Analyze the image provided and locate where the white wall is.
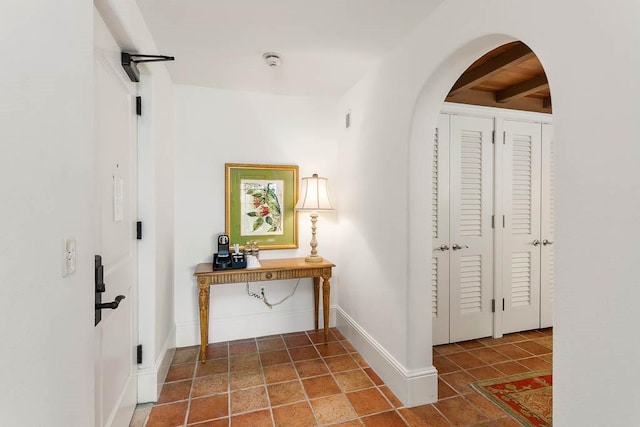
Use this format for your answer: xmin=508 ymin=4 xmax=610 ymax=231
xmin=174 ymin=85 xmax=339 ymax=346
xmin=337 ymin=0 xmax=640 ymax=421
xmin=0 ymin=1 xmax=95 ymax=425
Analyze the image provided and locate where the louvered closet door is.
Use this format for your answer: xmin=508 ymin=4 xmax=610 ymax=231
xmin=502 ymin=120 xmax=542 ymax=334
xmin=432 ymin=114 xmax=451 ymax=346
xmin=540 ymin=123 xmax=554 ymax=328
xmin=449 ymin=115 xmax=494 ymax=342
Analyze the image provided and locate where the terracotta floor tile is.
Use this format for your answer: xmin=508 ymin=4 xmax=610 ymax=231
xmin=230 ymin=386 xmax=268 ymax=414
xmin=467 ymin=365 xmax=503 ymax=381
xmin=263 ymin=362 xmax=298 ymax=384
xmin=302 ymin=374 xmax=341 ymax=399
xmin=515 ymin=341 xmax=552 ymax=356
xmin=202 ymin=344 xmax=229 ymax=361
xmin=157 ymin=379 xmax=192 ymax=404
xmin=172 ymin=348 xmax=199 ymax=365
xmin=379 ymin=385 xmax=403 ymax=408
xmin=361 ymin=410 xmax=408 ymax=426
xmin=434 ymin=395 xmax=488 ymax=425
xmin=469 ymin=347 xmax=510 ymax=365
xmin=147 ymin=401 xmax=188 ymax=426
xmin=324 ymin=354 xmax=359 ymax=373
xmin=518 ymin=329 xmax=546 ymax=339
xmin=272 ymin=401 xmax=317 ymax=427
xmin=492 ymin=360 xmax=530 ymax=376
xmin=457 ymin=339 xmax=486 ymax=350
xmin=267 ymin=380 xmax=306 ymax=406
xmin=433 ymin=343 xmax=464 ymax=355
xmin=334 ymin=370 xmax=374 ymax=392
xmin=433 ymin=355 xmax=462 ymax=374
xmin=166 ymin=364 xmax=195 ymax=382
xmin=229 ymin=354 xmax=261 ymax=372
xmin=342 ymin=340 xmax=357 ymax=353
xmin=316 ymin=341 xmax=348 ymax=357
xmin=192 ymin=374 xmax=228 ymax=398
xmin=187 ymin=394 xmax=228 ymax=424
xmin=310 ymin=394 xmax=358 ymax=425
xmin=492 ymin=343 xmax=534 ymax=359
xmin=439 ymin=370 xmax=478 ymax=395
xmin=534 ymin=336 xmax=553 ymax=350
xmin=259 ymin=349 xmax=291 ymax=367
xmin=308 ymin=329 xmax=338 ymax=344
xmin=517 ymin=356 xmax=552 ymax=371
xmin=364 ymin=368 xmax=384 ymax=386
xmin=187 ymin=418 xmax=228 ymax=427
xmin=230 ymin=409 xmax=273 ymax=427
xmin=228 ymin=340 xmax=258 ymax=357
xmin=257 ymin=337 xmax=286 ymax=353
xmin=446 ymin=351 xmax=486 ymax=370
xmin=352 ymin=354 xmax=370 ymax=368
xmin=329 ymin=421 xmax=363 ymax=427
xmin=540 ymin=353 xmax=553 ymax=363
xmin=331 ymin=328 xmax=346 ymax=340
xmin=284 ymin=334 xmax=312 ymax=348
xmin=196 ymin=358 xmax=228 ymax=377
xmin=437 ymin=378 xmax=457 ymax=399
xmin=295 ymin=358 xmax=329 ymax=378
xmin=399 ymin=404 xmax=450 ymax=427
xmin=230 ymin=368 xmax=264 ymax=391
xmin=346 ymin=387 xmax=392 ymax=417
xmin=289 ymin=345 xmax=320 ymax=361
xmin=464 ymin=392 xmax=508 ymax=419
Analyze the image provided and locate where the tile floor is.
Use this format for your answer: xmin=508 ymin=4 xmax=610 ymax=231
xmin=132 ymin=327 xmax=552 ymax=426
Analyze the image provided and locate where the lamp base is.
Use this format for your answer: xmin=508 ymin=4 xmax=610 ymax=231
xmin=305 ymin=254 xmax=324 ymax=263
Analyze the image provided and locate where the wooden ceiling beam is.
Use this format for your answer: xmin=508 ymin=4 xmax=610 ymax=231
xmin=448 ymin=43 xmax=536 ymax=96
xmin=496 ymin=74 xmax=549 ymax=103
xmin=543 ymin=97 xmax=552 ymax=109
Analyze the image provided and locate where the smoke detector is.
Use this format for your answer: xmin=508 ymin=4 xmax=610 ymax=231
xmin=263 ymin=52 xmax=281 ymax=68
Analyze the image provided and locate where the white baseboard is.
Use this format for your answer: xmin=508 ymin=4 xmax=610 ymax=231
xmin=137 ymin=326 xmax=176 ymax=403
xmin=335 ymin=307 xmax=437 ymax=407
xmin=175 ymin=307 xmax=337 ymax=347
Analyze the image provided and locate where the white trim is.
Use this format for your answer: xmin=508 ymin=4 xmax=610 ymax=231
xmin=175 ymin=307 xmax=337 ymax=347
xmin=442 ymin=102 xmax=553 ymax=124
xmin=335 ymin=307 xmax=437 ymax=407
xmin=137 ymin=326 xmax=176 ymax=403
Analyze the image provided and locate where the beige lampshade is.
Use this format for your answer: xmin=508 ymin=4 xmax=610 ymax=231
xmin=295 ymin=174 xmax=334 ymax=211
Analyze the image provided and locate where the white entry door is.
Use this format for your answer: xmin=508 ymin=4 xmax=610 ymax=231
xmin=501 ymin=120 xmax=542 ymax=334
xmin=94 ymin=47 xmax=138 ymax=426
xmin=540 ymin=123 xmax=555 ymax=328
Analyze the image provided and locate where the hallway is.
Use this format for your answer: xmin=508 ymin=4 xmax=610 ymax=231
xmin=132 ymin=328 xmax=552 ymax=426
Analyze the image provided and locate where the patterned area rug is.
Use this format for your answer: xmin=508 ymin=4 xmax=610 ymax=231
xmin=472 ymin=370 xmax=552 ymax=427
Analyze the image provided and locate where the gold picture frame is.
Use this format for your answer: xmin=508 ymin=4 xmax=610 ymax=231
xmin=225 ymin=163 xmax=299 ymax=249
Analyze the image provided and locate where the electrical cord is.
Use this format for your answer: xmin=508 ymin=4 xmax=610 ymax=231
xmin=245 ymin=279 xmax=302 ymax=309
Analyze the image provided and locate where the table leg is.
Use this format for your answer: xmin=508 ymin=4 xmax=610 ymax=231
xmin=198 ymin=283 xmax=210 ymax=363
xmin=313 ymin=277 xmax=320 ymax=330
xmin=322 ymin=276 xmax=330 ymax=343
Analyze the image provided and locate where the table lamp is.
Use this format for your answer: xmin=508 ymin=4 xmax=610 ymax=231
xmin=295 ymin=173 xmax=334 ymax=263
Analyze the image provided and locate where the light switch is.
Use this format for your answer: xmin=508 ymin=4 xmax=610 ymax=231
xmin=62 ymin=237 xmax=76 ymax=277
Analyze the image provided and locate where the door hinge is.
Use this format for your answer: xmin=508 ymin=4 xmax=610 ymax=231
xmin=503 ymin=131 xmax=506 ymax=144
xmin=503 ymin=215 xmax=506 ymax=228
xmin=492 ymin=215 xmax=495 ymax=228
xmin=491 ymin=299 xmax=495 ymax=313
xmin=503 ymin=298 xmax=505 ymax=311
xmin=136 ymin=221 xmax=142 ymax=240
xmin=137 ymin=344 xmax=142 ymax=364
xmin=136 ymin=96 xmax=142 ymax=116
xmin=492 ymin=130 xmax=495 ymax=144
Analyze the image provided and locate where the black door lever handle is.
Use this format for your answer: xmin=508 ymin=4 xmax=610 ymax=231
xmin=96 ymin=295 xmax=125 ymax=310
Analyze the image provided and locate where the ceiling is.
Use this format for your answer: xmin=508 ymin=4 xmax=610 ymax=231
xmin=445 ymin=41 xmax=551 ymax=114
xmin=135 ymin=0 xmax=443 ymax=97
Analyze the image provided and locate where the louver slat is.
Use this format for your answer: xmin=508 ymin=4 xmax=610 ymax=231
xmin=432 ymin=257 xmax=438 ymax=317
xmin=459 ymin=131 xmax=483 ymax=237
xmin=459 ymin=255 xmax=482 ymax=313
xmin=512 ymin=135 xmax=533 ymax=234
xmin=433 ymin=127 xmax=439 ymax=240
xmin=512 ymin=252 xmax=531 ymax=307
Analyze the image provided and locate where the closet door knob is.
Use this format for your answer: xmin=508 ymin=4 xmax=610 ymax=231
xmin=532 ymin=239 xmax=541 ymax=246
xmin=435 ymin=244 xmax=450 ymax=251
xmin=543 ymin=239 xmax=554 ymax=246
xmin=451 ymin=244 xmax=469 ymax=250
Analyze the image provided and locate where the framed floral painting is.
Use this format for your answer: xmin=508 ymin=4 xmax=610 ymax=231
xmin=225 ymin=163 xmax=299 ymax=249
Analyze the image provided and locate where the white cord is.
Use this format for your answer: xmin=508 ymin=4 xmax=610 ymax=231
xmin=246 ymin=279 xmax=302 ymax=309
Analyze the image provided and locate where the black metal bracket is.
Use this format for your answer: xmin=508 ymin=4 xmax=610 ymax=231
xmin=121 ymin=52 xmax=175 ymax=83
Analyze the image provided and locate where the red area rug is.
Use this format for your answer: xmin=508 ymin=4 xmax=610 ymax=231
xmin=472 ymin=370 xmax=552 ymax=427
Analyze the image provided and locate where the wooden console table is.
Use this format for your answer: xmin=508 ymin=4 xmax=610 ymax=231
xmin=194 ymin=258 xmax=335 ymax=363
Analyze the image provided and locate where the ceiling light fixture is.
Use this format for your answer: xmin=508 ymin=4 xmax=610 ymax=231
xmin=263 ymin=52 xmax=281 ymax=68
